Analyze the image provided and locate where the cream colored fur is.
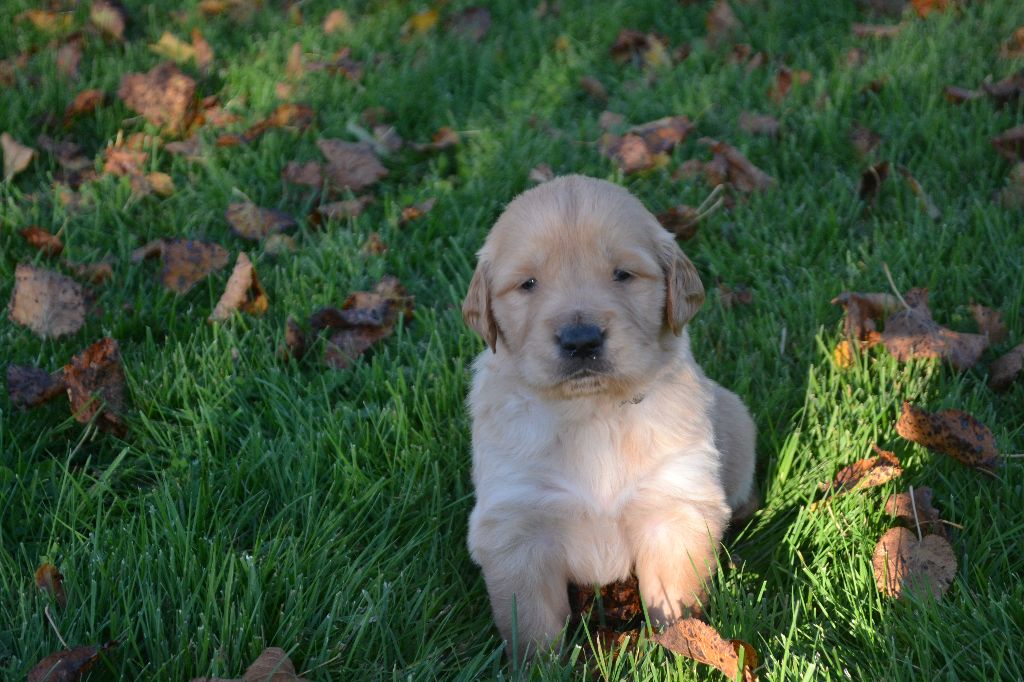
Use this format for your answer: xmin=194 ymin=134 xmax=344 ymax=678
xmin=462 ymin=175 xmax=757 ymax=657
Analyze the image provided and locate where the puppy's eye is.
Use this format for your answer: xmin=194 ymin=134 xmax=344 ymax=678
xmin=612 ymin=269 xmax=633 ymax=282
xmin=520 ymin=278 xmax=537 ymax=291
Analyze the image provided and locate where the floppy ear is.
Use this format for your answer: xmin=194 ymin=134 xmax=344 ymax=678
xmin=462 ymin=261 xmax=498 ymax=352
xmin=660 ymin=239 xmax=705 ymax=335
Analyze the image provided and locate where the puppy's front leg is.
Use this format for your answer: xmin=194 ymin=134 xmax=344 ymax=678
xmin=469 ymin=511 xmax=570 ymax=656
xmin=627 ymin=498 xmax=729 ymax=625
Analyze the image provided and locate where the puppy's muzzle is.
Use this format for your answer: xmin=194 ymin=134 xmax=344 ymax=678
xmin=556 ymin=323 xmax=605 ymax=361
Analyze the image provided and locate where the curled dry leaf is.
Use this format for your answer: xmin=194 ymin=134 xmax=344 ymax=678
xmin=8 ymin=264 xmax=86 ymax=338
xmin=698 ymin=137 xmax=775 ymax=193
xmin=569 ymin=575 xmax=643 ymax=629
xmin=90 ymin=0 xmax=127 ymax=41
xmin=706 ymin=0 xmax=741 ymax=48
xmin=2 ymin=132 xmax=36 ymax=181
xmin=62 ymin=89 xmax=105 ymax=126
xmin=20 ymin=226 xmax=63 ymax=257
xmin=225 ymin=202 xmax=297 ymax=241
xmin=881 ymin=288 xmax=988 ymax=371
xmin=27 ymin=641 xmax=118 ymax=682
xmin=311 ymin=196 xmax=374 ymax=225
xmin=872 ymin=527 xmax=956 ymax=600
xmin=818 ymin=444 xmax=902 ymax=495
xmin=311 ymin=276 xmax=414 ymax=369
xmin=64 ymin=337 xmax=127 ymax=435
xmin=447 ymin=6 xmax=491 ymax=43
xmin=738 ymin=112 xmax=780 ymax=136
xmin=118 ymin=63 xmax=196 ymax=135
xmin=35 ymin=562 xmax=67 ymax=608
xmin=209 ymin=252 xmax=268 ymax=322
xmin=410 ymin=127 xmax=460 ymax=153
xmin=317 ymin=139 xmax=388 ymax=192
xmin=970 ymin=304 xmax=1007 ymax=345
xmin=263 ymin=234 xmax=296 ymax=256
xmin=896 ymin=401 xmax=1001 ymax=472
xmin=131 ymin=239 xmax=230 ymax=294
xmin=992 ymin=124 xmax=1024 ymax=161
xmin=859 ymin=161 xmax=889 ymax=203
xmin=7 ymin=365 xmax=67 ymax=408
xmin=399 ymin=198 xmax=437 ymax=224
xmin=830 ymin=291 xmax=900 ymax=343
xmin=988 ymin=341 xmax=1024 ymax=391
xmin=103 ymin=145 xmax=147 ymax=177
xmin=656 ymin=205 xmax=701 ymax=241
xmin=609 ymin=29 xmax=667 ymax=68
xmin=654 ymin=618 xmax=758 ymax=682
xmin=885 ymin=486 xmax=946 ymax=537
xmin=897 ymin=166 xmax=941 ymax=220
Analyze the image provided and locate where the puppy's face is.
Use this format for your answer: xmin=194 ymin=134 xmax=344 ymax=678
xmin=463 ymin=175 xmax=704 ymax=398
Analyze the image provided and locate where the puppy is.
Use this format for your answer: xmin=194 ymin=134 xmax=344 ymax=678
xmin=462 ymin=175 xmax=757 ymax=656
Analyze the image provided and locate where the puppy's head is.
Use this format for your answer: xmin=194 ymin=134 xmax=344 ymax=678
xmin=463 ymin=175 xmax=704 ymax=398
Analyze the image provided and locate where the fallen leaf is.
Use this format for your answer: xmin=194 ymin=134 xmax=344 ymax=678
xmin=872 ymin=527 xmax=955 ymax=599
xmin=830 ymin=291 xmax=900 ymax=342
xmin=656 ymin=205 xmax=701 ymax=241
xmin=56 ymin=38 xmax=83 ymax=79
xmin=992 ymin=124 xmax=1024 ymax=161
xmin=654 ymin=618 xmax=757 ymax=682
xmin=698 ymin=137 xmax=775 ymax=193
xmin=528 ymin=163 xmax=555 ymax=184
xmin=150 ymin=31 xmax=195 ymax=63
xmin=90 ymin=0 xmax=127 ymax=40
xmin=263 ymin=234 xmax=296 ymax=256
xmin=769 ymin=66 xmax=812 ymax=103
xmin=65 ymin=260 xmax=113 ymax=285
xmin=911 ymin=0 xmax=949 ymax=18
xmin=579 ymin=75 xmax=608 ymax=102
xmin=8 ymin=265 xmax=86 ymax=338
xmin=402 ymin=8 xmax=439 ymax=38
xmin=118 ymin=62 xmax=197 ymax=134
xmin=225 ymin=202 xmax=297 ymax=241
xmin=628 ymin=116 xmax=693 ymax=154
xmin=137 ymin=171 xmax=175 ymax=197
xmin=371 ymin=125 xmax=403 ymax=154
xmin=447 ymin=7 xmax=491 ymax=43
xmin=716 ymin=282 xmax=754 ymax=308
xmin=988 ymin=341 xmax=1024 ymax=391
xmin=706 ymin=0 xmax=741 ymax=48
xmin=64 ymin=337 xmax=127 ymax=435
xmin=2 ymin=132 xmax=36 ymax=181
xmin=885 ymin=487 xmax=946 ymax=537
xmin=850 ymin=124 xmax=881 ymax=157
xmin=818 ymin=444 xmax=902 ymax=494
xmin=312 ymin=276 xmax=413 ymax=369
xmin=7 ymin=365 xmax=67 ymax=408
xmin=102 ymin=144 xmax=147 ymax=177
xmin=996 ymin=162 xmax=1024 ymax=209
xmin=278 ymin=316 xmax=308 ymax=361
xmin=970 ymin=304 xmax=1007 ymax=344
xmin=209 ymin=253 xmax=268 ymax=321
xmin=728 ymin=43 xmax=766 ymax=70
xmin=361 ymin=232 xmax=387 ymax=255
xmin=281 ymin=160 xmax=323 ymax=187
xmin=410 ymin=127 xmax=460 ymax=153
xmin=881 ymin=288 xmax=988 ymax=370
xmin=852 ymin=23 xmax=904 ymax=39
xmin=1000 ymin=26 xmax=1024 ymax=59
xmin=601 ymin=133 xmax=654 ymax=173
xmin=16 ymin=9 xmax=73 ymax=33
xmin=323 ymin=9 xmax=351 ymax=33
xmin=35 ymin=562 xmax=67 ymax=608
xmin=944 ymin=85 xmax=982 ymax=104
xmin=27 ymin=641 xmax=117 ymax=682
xmin=165 ymin=137 xmax=203 ymax=161
xmin=568 ymin=575 xmax=643 ymax=629
xmin=399 ymin=198 xmax=437 ymax=224
xmin=20 ymin=226 xmax=64 ymax=257
xmin=317 ymin=139 xmax=388 ymax=191
xmin=131 ymin=239 xmax=230 ymax=294
xmin=981 ymin=71 xmax=1024 ymax=108
xmin=897 ymin=166 xmax=941 ymax=220
xmin=738 ymin=112 xmax=780 ymax=136
xmin=895 ymin=401 xmax=1001 ymax=472
xmin=312 ymin=196 xmax=374 ymax=224
xmin=62 ymin=89 xmax=105 ymax=126
xmin=859 ymin=161 xmax=889 ymax=203
xmin=192 ymin=29 xmax=214 ymax=73
xmin=220 ymin=103 xmax=315 ymax=146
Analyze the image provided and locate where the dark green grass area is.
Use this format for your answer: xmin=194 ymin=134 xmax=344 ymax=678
xmin=2 ymin=1 xmax=1023 ymax=679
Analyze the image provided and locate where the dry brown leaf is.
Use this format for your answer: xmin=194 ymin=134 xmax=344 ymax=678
xmin=579 ymin=75 xmax=609 ymax=102
xmin=528 ymin=163 xmax=555 ymax=184
xmin=220 ymin=103 xmax=315 ymax=146
xmin=981 ymin=72 xmax=1024 ymax=108
xmin=103 ymin=145 xmax=147 ymax=177
xmin=655 ymin=618 xmax=757 ymax=682
xmin=738 ymin=112 xmax=780 ymax=136
xmin=90 ymin=0 xmax=127 ymax=41
xmin=131 ymin=238 xmax=230 ymax=294
xmin=716 ymin=282 xmax=753 ymax=308
xmin=62 ymin=89 xmax=105 ymax=127
xmin=992 ymin=124 xmax=1024 ymax=161
xmin=35 ymin=562 xmax=68 ymax=608
xmin=896 ymin=401 xmax=1001 ymax=472
xmin=20 ymin=226 xmax=64 ymax=257
xmin=881 ymin=289 xmax=988 ymax=371
xmin=897 ymin=166 xmax=941 ymax=220
xmin=769 ymin=66 xmax=811 ymax=103
xmin=279 ymin=316 xmax=307 ymax=360
xmin=240 ymin=647 xmax=308 ymax=681
xmin=872 ymin=527 xmax=955 ymax=599
xmin=192 ymin=29 xmax=214 ymax=73
xmin=996 ymin=162 xmax=1024 ymax=209
xmin=601 ymin=133 xmax=654 ymax=174
xmin=311 ymin=196 xmax=374 ymax=224
xmin=598 ymin=110 xmax=625 ymax=131
xmin=706 ymin=0 xmax=741 ymax=48
xmin=410 ymin=127 xmax=460 ymax=153
xmin=859 ymin=161 xmax=889 ymax=203
xmin=209 ymin=253 xmax=268 ymax=321
xmin=7 ymin=365 xmax=67 ymax=408
xmin=656 ymin=205 xmax=701 ymax=241
xmin=885 ymin=487 xmax=946 ymax=537
xmin=16 ymin=9 xmax=73 ymax=33
xmin=818 ymin=444 xmax=902 ymax=495
xmin=139 ymin=171 xmax=175 ymax=197
xmin=8 ymin=265 xmax=86 ymax=338
xmin=628 ymin=116 xmax=693 ymax=154
xmin=165 ymin=136 xmax=204 ymax=161
xmin=830 ymin=291 xmax=900 ymax=342
xmin=318 ymin=139 xmax=388 ymax=191
xmin=281 ymin=160 xmax=323 ymax=187
xmin=970 ymin=304 xmax=1007 ymax=344
xmin=312 ymin=276 xmax=414 ymax=369
xmin=56 ymin=38 xmax=83 ymax=79
xmin=323 ymin=9 xmax=351 ymax=34
xmin=447 ymin=6 xmax=491 ymax=43
xmin=2 ymin=132 xmax=36 ymax=182
xmin=698 ymin=137 xmax=775 ymax=193
xmin=64 ymin=337 xmax=127 ymax=435
xmin=225 ymin=202 xmax=297 ymax=241
xmin=360 ymin=232 xmax=387 ymax=255
xmin=65 ymin=260 xmax=113 ymax=285
xmin=852 ymin=23 xmax=904 ymax=39
xmin=27 ymin=641 xmax=117 ymax=682
xmin=911 ymin=0 xmax=949 ymax=17
xmin=399 ymin=198 xmax=437 ymax=224
xmin=988 ymin=341 xmax=1024 ymax=391
xmin=568 ymin=575 xmax=643 ymax=629
xmin=118 ymin=62 xmax=196 ymax=134
xmin=850 ymin=124 xmax=881 ymax=157
xmin=1000 ymin=27 xmax=1024 ymax=59
xmin=263 ymin=234 xmax=296 ymax=256
xmin=944 ymin=85 xmax=982 ymax=104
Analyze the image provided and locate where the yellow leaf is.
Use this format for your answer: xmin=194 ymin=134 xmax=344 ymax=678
xmin=149 ymin=32 xmax=195 ymax=63
xmin=403 ymin=9 xmax=438 ymax=36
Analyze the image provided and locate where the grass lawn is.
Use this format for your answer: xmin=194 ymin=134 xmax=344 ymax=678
xmin=3 ymin=0 xmax=1024 ymax=679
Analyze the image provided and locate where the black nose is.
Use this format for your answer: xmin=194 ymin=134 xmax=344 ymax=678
xmin=557 ymin=323 xmax=605 ymax=359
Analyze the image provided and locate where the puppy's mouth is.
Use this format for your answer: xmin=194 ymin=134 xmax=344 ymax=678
xmin=555 ymin=361 xmax=615 ymax=394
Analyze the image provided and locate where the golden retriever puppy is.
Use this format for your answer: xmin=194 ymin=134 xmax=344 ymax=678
xmin=462 ymin=175 xmax=757 ymax=657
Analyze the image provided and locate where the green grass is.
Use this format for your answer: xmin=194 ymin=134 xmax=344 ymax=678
xmin=2 ymin=1 xmax=1023 ymax=679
